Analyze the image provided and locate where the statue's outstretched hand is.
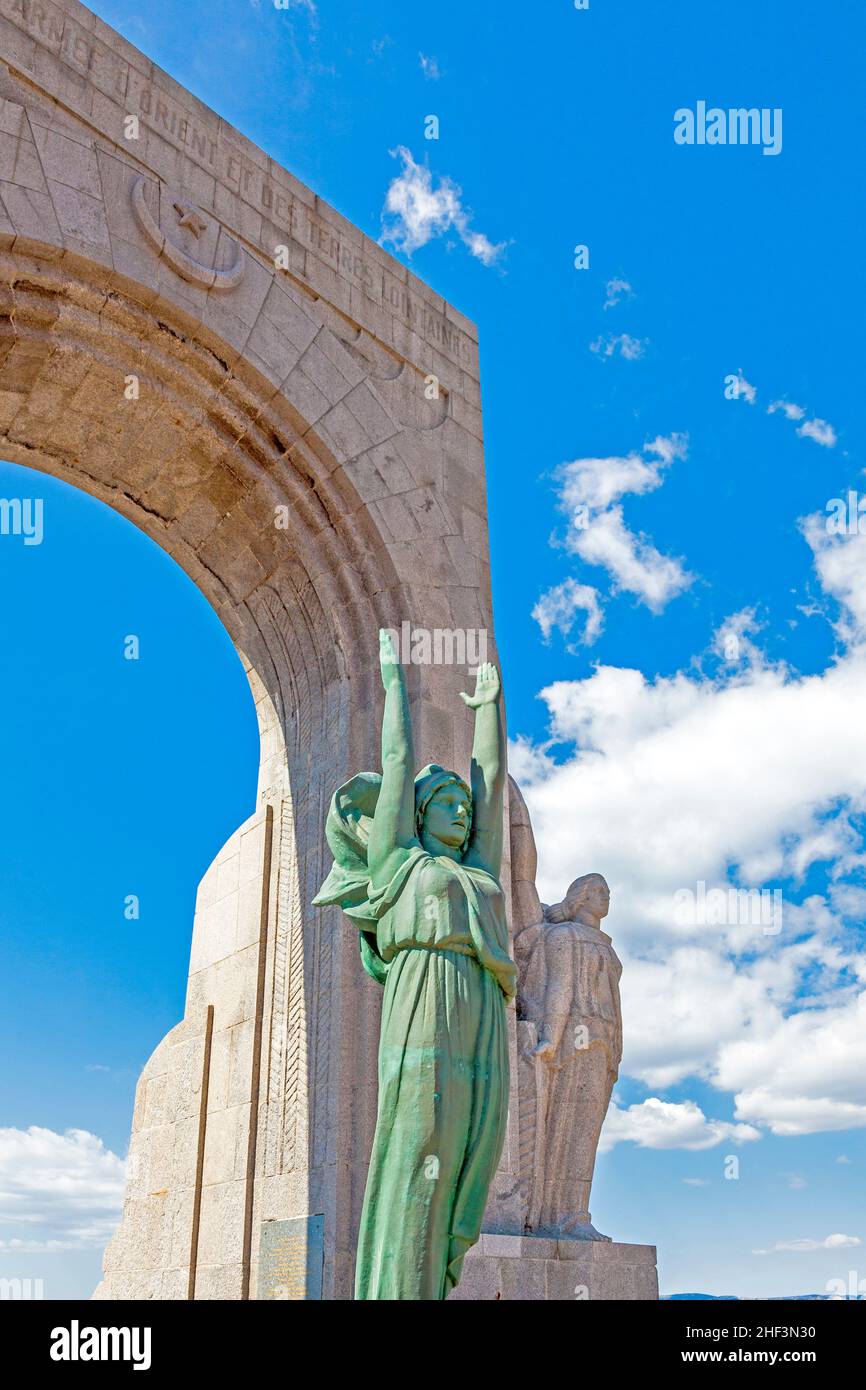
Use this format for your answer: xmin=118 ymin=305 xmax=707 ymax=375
xmin=459 ymin=661 xmax=501 ymax=709
xmin=379 ymin=627 xmax=404 ymax=690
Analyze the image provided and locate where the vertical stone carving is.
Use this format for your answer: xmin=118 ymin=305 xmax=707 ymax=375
xmin=279 ymin=802 xmax=308 ymax=1176
xmin=508 ymin=778 xmax=623 ymax=1241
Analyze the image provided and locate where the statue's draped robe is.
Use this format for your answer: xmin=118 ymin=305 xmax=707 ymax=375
xmin=314 ymin=773 xmax=516 ymax=1300
xmin=515 ymin=920 xmax=622 ymax=1236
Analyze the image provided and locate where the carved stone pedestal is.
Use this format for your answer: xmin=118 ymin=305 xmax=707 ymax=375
xmin=449 ymin=1234 xmax=659 ymax=1301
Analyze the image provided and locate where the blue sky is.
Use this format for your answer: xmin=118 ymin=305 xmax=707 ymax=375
xmin=1 ymin=0 xmax=865 ymax=1299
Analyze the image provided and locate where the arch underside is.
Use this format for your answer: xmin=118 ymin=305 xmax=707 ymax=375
xmin=0 ymin=0 xmax=513 ymax=1299
xmin=0 ymin=241 xmax=397 ymax=749
xmin=0 ymin=233 xmax=510 ymax=1298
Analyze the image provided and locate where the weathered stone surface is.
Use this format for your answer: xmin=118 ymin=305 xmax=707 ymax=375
xmin=449 ymin=1236 xmax=659 ymax=1301
xmin=0 ymin=0 xmax=512 ymax=1302
xmin=479 ymin=780 xmax=659 ymax=1298
xmin=515 ymin=879 xmax=623 ymax=1241
xmin=506 ymin=778 xmax=626 ymax=1242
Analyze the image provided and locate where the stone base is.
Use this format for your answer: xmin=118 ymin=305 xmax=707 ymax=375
xmin=449 ymin=1235 xmax=658 ymax=1301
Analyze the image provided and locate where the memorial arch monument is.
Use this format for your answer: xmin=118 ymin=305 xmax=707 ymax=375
xmin=0 ymin=0 xmax=510 ymax=1300
xmin=0 ymin=0 xmax=656 ymax=1299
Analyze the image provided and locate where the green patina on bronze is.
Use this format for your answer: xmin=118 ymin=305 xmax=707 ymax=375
xmin=313 ymin=632 xmax=516 ymax=1299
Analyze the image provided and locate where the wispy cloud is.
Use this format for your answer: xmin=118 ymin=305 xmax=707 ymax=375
xmin=381 ymin=146 xmax=506 ymax=265
xmin=533 ymin=435 xmax=690 ymax=647
xmin=0 ymin=1127 xmax=126 ymax=1251
xmin=600 ymin=1098 xmax=760 ymax=1153
xmin=573 ymin=509 xmax=689 ymax=609
xmin=419 ymin=52 xmax=442 ymax=80
xmin=798 ymin=416 xmax=837 ymax=448
xmin=591 ymin=332 xmax=647 ymax=361
xmin=768 ymin=399 xmax=805 ymax=422
xmin=782 ymin=1172 xmax=808 ymax=1190
xmin=713 ymin=607 xmax=765 ymax=668
xmin=554 ymin=433 xmax=690 ymax=613
xmin=604 ymin=276 xmax=634 ymax=310
xmin=533 ymin=578 xmax=604 ymax=648
xmin=729 ymin=369 xmax=757 ymax=404
xmin=754 ymin=1234 xmax=861 ymax=1255
xmin=769 ymin=398 xmax=837 ymax=448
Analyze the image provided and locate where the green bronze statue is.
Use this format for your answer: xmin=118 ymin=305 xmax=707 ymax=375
xmin=313 ymin=630 xmax=516 ymax=1299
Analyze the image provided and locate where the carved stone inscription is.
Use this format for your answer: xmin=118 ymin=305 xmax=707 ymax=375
xmin=257 ymin=1216 xmax=324 ymax=1301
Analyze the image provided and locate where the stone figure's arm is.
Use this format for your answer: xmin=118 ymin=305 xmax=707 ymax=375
xmin=508 ymin=774 xmax=544 ymax=932
xmin=368 ymin=630 xmax=417 ymax=885
xmin=533 ymin=927 xmax=573 ymax=1061
xmin=461 ymin=662 xmax=505 ymax=877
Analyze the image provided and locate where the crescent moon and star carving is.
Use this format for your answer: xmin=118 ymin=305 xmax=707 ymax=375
xmin=131 ymin=175 xmax=245 ymax=291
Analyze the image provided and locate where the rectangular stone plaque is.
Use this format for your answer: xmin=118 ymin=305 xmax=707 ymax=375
xmin=257 ymin=1216 xmax=324 ymax=1300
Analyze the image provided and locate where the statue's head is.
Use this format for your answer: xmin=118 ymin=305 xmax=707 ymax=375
xmin=415 ymin=764 xmax=472 ymax=854
xmin=545 ymin=872 xmax=610 ymax=925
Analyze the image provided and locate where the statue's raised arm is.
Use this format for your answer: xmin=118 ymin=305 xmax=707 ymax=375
xmin=460 ymin=662 xmax=506 ymax=877
xmin=367 ymin=628 xmax=418 ymax=887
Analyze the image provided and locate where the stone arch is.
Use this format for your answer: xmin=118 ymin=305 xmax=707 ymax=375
xmin=0 ymin=238 xmax=413 ymax=1299
xmin=0 ymin=0 xmax=514 ymax=1299
xmin=0 ymin=240 xmax=400 ymax=737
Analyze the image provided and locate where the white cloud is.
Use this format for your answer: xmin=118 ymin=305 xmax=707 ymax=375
xmin=734 ymin=371 xmax=757 ymax=404
xmin=803 ymin=514 xmax=866 ymax=642
xmin=798 ymin=417 xmax=837 ymax=448
xmin=545 ymin=434 xmax=691 ymax=615
xmin=769 ymin=399 xmax=806 ymax=422
xmin=769 ymin=398 xmax=837 ymax=448
xmin=717 ymin=992 xmax=866 ymax=1136
xmin=572 ymin=508 xmax=692 ymax=612
xmin=532 ymin=578 xmax=604 ymax=647
xmin=755 ymin=1234 xmax=861 ymax=1254
xmin=556 ymin=434 xmax=687 ymax=515
xmin=604 ymin=277 xmax=634 ymax=310
xmin=621 ymin=948 xmax=775 ymax=1089
xmin=644 ymin=433 xmax=688 ymax=468
xmin=514 ymin=517 xmax=866 ymax=1136
xmin=0 ymin=1127 xmax=126 ymax=1250
xmin=683 ymin=1177 xmax=710 ymax=1186
xmin=419 ymin=52 xmax=442 ymax=80
xmin=0 ymin=1237 xmax=93 ymax=1252
xmin=599 ymin=1098 xmax=760 ymax=1153
xmin=782 ymin=1172 xmax=808 ymax=1189
xmin=462 ymin=228 xmax=504 ymax=266
xmin=591 ymin=332 xmax=647 ymax=361
xmin=381 ymin=147 xmax=505 ymax=265
xmin=713 ymin=607 xmax=764 ymax=667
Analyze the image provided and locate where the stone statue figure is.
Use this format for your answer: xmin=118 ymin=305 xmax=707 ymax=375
xmin=313 ymin=633 xmax=516 ymax=1300
xmin=509 ymin=780 xmax=622 ymax=1241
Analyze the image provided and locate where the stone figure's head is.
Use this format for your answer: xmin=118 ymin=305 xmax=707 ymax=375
xmin=415 ymin=764 xmax=472 ymax=854
xmin=545 ymin=872 xmax=610 ymax=926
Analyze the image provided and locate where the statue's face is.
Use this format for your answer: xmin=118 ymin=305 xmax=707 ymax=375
xmin=557 ymin=879 xmax=610 ymax=923
xmin=589 ymin=882 xmax=610 ymax=918
xmin=422 ymin=785 xmax=471 ymax=849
